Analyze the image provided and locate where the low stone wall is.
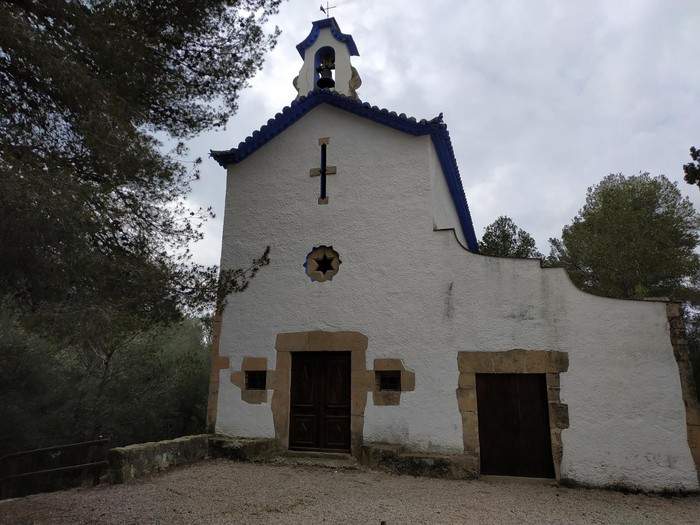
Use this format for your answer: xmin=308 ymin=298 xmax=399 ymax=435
xmin=108 ymin=435 xmax=210 ymax=484
xmin=108 ymin=435 xmax=281 ymax=484
xmin=107 ymin=434 xmax=696 ymax=490
xmin=108 ymin=434 xmax=476 ymax=484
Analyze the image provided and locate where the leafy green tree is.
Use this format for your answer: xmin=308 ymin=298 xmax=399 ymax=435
xmin=548 ymin=173 xmax=700 ymax=300
xmin=0 ymin=2 xmax=283 ymax=453
xmin=89 ymin=319 xmax=211 ymax=444
xmin=479 ymin=216 xmax=543 ymax=258
xmin=0 ymin=302 xmax=213 ymax=454
xmin=684 ymin=146 xmax=700 ymax=188
xmin=0 ymin=304 xmax=78 ymax=454
xmin=0 ymin=0 xmax=279 ymax=325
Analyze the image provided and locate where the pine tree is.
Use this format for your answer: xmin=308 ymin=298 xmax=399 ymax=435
xmin=0 ymin=1 xmax=279 ymax=324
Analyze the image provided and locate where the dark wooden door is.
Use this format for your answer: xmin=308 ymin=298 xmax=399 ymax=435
xmin=476 ymin=373 xmax=555 ymax=478
xmin=289 ymin=352 xmax=351 ymax=452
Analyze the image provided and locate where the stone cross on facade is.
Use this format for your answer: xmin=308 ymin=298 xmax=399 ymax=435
xmin=309 ymin=137 xmax=336 ymax=204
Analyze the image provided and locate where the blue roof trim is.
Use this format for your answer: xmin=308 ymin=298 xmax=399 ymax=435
xmin=295 ymin=17 xmax=359 ymax=58
xmin=210 ymin=90 xmax=479 ymax=253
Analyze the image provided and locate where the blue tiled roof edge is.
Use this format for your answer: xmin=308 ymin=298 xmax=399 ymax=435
xmin=210 ymin=90 xmax=479 ymax=252
xmin=295 ymin=17 xmax=360 ymax=58
xmin=429 ymin=128 xmax=480 ymax=252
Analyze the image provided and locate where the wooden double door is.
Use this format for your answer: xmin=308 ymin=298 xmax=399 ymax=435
xmin=289 ymin=352 xmax=351 ymax=452
xmin=476 ymin=373 xmax=555 ymax=478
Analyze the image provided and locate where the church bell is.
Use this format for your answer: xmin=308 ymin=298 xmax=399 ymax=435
xmin=316 ymin=51 xmax=336 ymax=89
xmin=317 ymin=66 xmax=335 ymax=89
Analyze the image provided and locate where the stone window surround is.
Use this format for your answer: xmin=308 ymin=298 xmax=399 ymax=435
xmin=373 ymin=358 xmax=415 ymax=406
xmin=227 ymin=331 xmax=415 ymax=457
xmin=456 ymin=349 xmax=570 ymax=481
xmin=231 ymin=357 xmax=269 ymax=404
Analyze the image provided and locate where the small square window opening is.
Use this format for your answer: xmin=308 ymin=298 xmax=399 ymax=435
xmin=376 ymin=370 xmax=401 ymax=391
xmin=245 ymin=370 xmax=267 ymax=390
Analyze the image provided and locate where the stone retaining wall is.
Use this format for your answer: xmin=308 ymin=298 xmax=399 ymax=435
xmin=108 ymin=435 xmax=281 ymax=484
xmin=108 ymin=435 xmax=210 ymax=484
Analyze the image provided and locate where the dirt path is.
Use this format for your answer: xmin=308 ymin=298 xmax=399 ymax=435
xmin=1 ymin=459 xmax=698 ymax=524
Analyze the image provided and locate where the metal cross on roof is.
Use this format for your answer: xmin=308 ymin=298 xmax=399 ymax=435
xmin=320 ymin=1 xmax=336 ymax=18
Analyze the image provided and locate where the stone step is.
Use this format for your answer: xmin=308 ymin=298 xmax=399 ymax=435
xmin=282 ymin=450 xmax=353 ymax=461
xmin=271 ymin=451 xmax=360 ymax=470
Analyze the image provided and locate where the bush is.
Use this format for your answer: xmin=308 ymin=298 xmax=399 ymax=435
xmin=0 ymin=307 xmax=210 ymax=455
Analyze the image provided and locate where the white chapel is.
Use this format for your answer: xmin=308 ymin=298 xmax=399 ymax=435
xmin=208 ymin=18 xmax=700 ymax=491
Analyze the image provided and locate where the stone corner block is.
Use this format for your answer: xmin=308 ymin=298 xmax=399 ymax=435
xmin=549 ymin=402 xmax=569 ymax=429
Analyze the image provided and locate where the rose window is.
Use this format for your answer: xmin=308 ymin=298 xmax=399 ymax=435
xmin=304 ymin=245 xmax=341 ymax=282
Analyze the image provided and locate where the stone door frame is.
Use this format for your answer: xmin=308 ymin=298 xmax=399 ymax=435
xmin=456 ymin=350 xmax=570 ymax=480
xmin=272 ymin=331 xmax=372 ymax=457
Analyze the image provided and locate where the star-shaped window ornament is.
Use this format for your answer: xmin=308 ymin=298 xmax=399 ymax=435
xmin=304 ymin=245 xmax=341 ymax=282
xmin=314 ymin=253 xmax=334 ymax=274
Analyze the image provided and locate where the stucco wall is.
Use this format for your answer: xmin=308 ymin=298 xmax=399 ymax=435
xmin=215 ymin=104 xmax=698 ymax=491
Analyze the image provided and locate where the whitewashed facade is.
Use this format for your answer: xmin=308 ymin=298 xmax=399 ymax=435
xmin=209 ymin=18 xmax=700 ymax=491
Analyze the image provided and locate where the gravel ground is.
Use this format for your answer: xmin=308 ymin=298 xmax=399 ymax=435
xmin=1 ymin=459 xmax=699 ymax=525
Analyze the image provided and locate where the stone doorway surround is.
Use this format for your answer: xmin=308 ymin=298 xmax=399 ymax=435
xmin=268 ymin=331 xmax=414 ymax=457
xmin=270 ymin=332 xmax=369 ymax=456
xmin=223 ymin=331 xmax=416 ymax=457
xmin=456 ymin=350 xmax=570 ymax=480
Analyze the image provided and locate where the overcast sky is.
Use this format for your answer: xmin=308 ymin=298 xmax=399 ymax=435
xmin=182 ymin=0 xmax=700 ymax=266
